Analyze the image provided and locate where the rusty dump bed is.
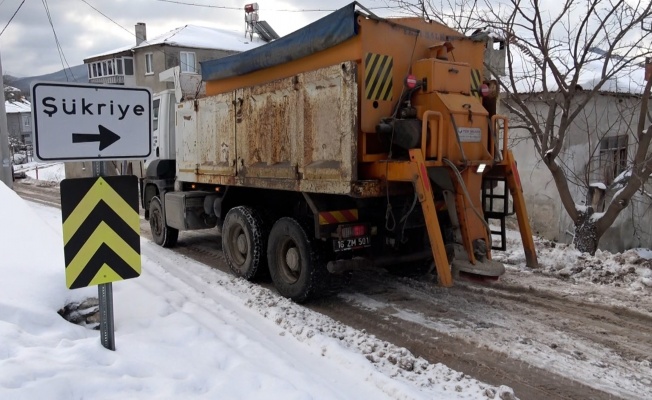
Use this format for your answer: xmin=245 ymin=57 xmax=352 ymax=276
xmin=176 ymin=62 xmax=364 ymax=195
xmin=178 ymin=2 xmax=487 ymax=197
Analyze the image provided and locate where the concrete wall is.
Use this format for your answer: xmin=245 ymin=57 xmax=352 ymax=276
xmin=507 ymin=92 xmax=652 ymax=252
xmin=134 ymin=45 xmax=237 ymax=93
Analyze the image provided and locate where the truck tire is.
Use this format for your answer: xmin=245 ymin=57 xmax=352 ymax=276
xmin=267 ymin=217 xmax=326 ymax=303
xmin=149 ymin=196 xmax=178 ymax=248
xmin=222 ymin=206 xmax=266 ymax=280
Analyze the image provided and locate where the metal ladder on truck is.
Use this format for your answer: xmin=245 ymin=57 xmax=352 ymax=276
xmin=482 ymin=116 xmax=538 ymax=267
xmin=410 ymin=115 xmax=538 ymax=285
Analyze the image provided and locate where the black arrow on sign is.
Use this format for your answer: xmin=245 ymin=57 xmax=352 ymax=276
xmin=72 ymin=125 xmax=121 ymax=151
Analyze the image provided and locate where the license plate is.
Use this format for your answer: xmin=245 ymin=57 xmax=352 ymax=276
xmin=333 ymin=236 xmax=371 ymax=252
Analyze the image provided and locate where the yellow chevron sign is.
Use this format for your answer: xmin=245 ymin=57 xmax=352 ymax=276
xmin=60 ymin=176 xmax=141 ymax=289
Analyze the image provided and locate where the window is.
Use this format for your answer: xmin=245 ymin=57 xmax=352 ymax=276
xmin=88 ymin=57 xmax=134 ymax=78
xmin=124 ymin=58 xmax=134 ymax=75
xmin=21 ymin=114 xmax=30 ymax=131
xmin=145 ymin=53 xmax=154 ymax=75
xmin=180 ymin=51 xmax=196 ymax=73
xmin=599 ymin=135 xmax=628 ymax=182
xmin=153 ymin=98 xmax=160 ymax=131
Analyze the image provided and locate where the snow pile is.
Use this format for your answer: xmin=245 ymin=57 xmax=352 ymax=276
xmin=4 ymin=98 xmax=31 ymax=113
xmin=90 ymin=24 xmax=265 ymax=60
xmin=493 ymin=235 xmax=652 ymax=291
xmin=232 ymin=280 xmax=516 ymax=399
xmin=134 ymin=24 xmax=266 ymax=52
xmin=14 ymin=162 xmax=65 ymax=185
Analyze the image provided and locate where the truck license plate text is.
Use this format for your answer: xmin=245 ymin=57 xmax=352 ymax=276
xmin=334 ymin=236 xmax=371 ymax=252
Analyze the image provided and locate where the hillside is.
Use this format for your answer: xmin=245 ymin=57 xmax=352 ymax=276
xmin=5 ymin=65 xmax=88 ymax=94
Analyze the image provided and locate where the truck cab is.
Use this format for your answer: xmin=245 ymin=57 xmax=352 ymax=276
xmin=140 ymin=89 xmax=177 ymax=221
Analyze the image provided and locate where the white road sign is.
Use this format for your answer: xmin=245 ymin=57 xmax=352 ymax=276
xmin=31 ymin=82 xmax=152 ymax=161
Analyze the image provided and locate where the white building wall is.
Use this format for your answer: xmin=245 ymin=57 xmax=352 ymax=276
xmin=507 ymin=92 xmax=652 ymax=252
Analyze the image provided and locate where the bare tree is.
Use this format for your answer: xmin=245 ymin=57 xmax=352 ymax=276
xmin=392 ymin=0 xmax=652 ymax=254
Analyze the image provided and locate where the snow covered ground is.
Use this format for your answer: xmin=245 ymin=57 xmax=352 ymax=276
xmin=4 ymin=163 xmax=652 ymax=399
xmin=14 ymin=161 xmax=65 ymax=183
xmin=0 ymin=177 xmax=515 ymax=399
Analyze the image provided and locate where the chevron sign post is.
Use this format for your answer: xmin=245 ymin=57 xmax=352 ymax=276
xmin=61 ymin=175 xmax=141 ymax=350
xmin=61 ymin=176 xmax=140 ymax=288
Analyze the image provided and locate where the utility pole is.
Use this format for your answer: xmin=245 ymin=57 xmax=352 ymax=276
xmin=0 ymin=48 xmax=14 ymax=189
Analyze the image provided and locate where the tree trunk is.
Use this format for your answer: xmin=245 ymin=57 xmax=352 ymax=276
xmin=573 ymin=208 xmax=599 ymax=255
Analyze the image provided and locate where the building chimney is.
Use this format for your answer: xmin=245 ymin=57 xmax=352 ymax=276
xmin=135 ymin=22 xmax=147 ymax=46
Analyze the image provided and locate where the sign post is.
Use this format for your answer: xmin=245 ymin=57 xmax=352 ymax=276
xmin=94 ymin=161 xmax=115 ymax=351
xmin=0 ymin=49 xmax=13 ymax=188
xmin=32 ymin=82 xmax=151 ymax=351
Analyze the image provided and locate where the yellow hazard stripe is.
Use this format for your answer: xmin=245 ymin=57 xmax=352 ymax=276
xmin=471 ymin=69 xmax=482 ymax=99
xmin=365 ymin=53 xmax=393 ymax=101
xmin=318 ymin=209 xmax=359 ymax=225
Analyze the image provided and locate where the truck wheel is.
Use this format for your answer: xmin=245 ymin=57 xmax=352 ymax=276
xmin=149 ymin=196 xmax=178 ymax=247
xmin=267 ymin=217 xmax=325 ymax=303
xmin=222 ymin=206 xmax=266 ymax=280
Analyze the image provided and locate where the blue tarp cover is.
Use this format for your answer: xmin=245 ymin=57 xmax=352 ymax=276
xmin=201 ymin=3 xmax=359 ymax=82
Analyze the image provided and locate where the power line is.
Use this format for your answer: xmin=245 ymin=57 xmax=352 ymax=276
xmin=80 ymin=0 xmax=133 ymax=36
xmin=0 ymin=0 xmax=25 ymax=37
xmin=42 ymin=0 xmax=77 ymax=81
xmin=154 ymin=0 xmax=394 ymax=12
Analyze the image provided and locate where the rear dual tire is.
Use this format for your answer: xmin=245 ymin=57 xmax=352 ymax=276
xmin=267 ymin=217 xmax=327 ymax=303
xmin=222 ymin=210 xmax=333 ymax=303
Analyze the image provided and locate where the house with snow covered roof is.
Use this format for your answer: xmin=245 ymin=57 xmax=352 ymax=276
xmin=71 ymin=22 xmax=274 ymax=181
xmin=83 ymin=23 xmax=270 ymax=95
xmin=506 ymin=61 xmax=652 ymax=252
xmin=3 ymin=93 xmax=31 ymax=146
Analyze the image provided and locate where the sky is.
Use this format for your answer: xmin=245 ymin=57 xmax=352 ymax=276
xmin=1 ymin=0 xmax=647 ymax=92
xmin=0 ymin=165 xmax=519 ymax=400
xmin=0 ymin=0 xmax=403 ymax=78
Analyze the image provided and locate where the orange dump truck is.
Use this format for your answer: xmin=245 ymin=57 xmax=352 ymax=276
xmin=141 ymin=2 xmax=538 ymax=302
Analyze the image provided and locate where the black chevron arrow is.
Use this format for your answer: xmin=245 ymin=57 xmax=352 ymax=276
xmin=72 ymin=125 xmax=120 ymax=151
xmin=69 ymin=243 xmax=140 ymax=289
xmin=64 ymin=200 xmax=139 ymax=266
